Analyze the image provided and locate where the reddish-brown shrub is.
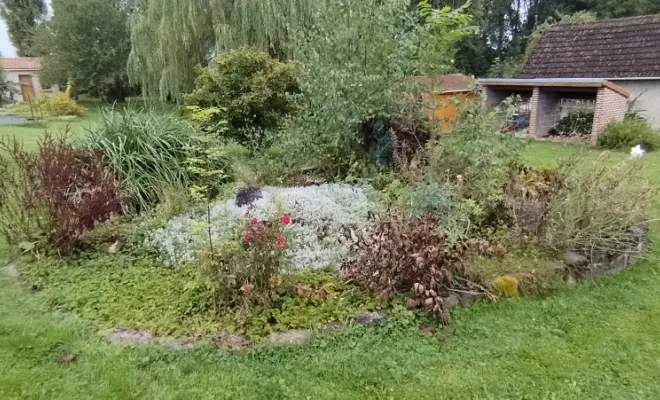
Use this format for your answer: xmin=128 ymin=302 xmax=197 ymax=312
xmin=343 ymin=210 xmax=497 ymax=323
xmin=0 ymin=132 xmax=122 ymax=254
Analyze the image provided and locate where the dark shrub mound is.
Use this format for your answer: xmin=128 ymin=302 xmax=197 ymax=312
xmin=361 ymin=115 xmax=430 ymax=170
xmin=552 ymin=110 xmax=594 ymax=137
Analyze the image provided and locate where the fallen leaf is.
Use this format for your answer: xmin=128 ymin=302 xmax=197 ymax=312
xmin=108 ymin=241 xmax=120 ymax=254
xmin=56 ymin=353 xmax=77 ymax=365
xmin=418 ymin=324 xmax=436 ymax=335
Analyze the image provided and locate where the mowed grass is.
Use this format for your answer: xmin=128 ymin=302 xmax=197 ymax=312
xmin=2 ymin=134 xmax=660 ymax=399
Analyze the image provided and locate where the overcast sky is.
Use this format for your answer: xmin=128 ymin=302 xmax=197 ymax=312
xmin=0 ymin=18 xmax=16 ymax=57
xmin=1 ymin=0 xmax=52 ymax=57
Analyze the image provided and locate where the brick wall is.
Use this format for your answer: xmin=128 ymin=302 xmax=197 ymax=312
xmin=528 ymin=87 xmax=539 ymax=136
xmin=591 ymin=87 xmax=628 ymax=144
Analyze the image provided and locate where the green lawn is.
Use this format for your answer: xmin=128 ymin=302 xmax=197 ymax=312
xmin=2 ymin=135 xmax=660 ymax=399
xmin=0 ymin=104 xmax=101 ymax=149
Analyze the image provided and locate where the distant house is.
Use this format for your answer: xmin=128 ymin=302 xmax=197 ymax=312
xmin=417 ymin=73 xmax=478 ymax=131
xmin=1 ymin=57 xmax=49 ymax=102
xmin=480 ymin=14 xmax=660 ymax=141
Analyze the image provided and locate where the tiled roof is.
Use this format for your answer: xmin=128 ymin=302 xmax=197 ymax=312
xmin=520 ymin=14 xmax=660 ymax=79
xmin=0 ymin=57 xmax=42 ymax=71
xmin=415 ymin=74 xmax=474 ymax=93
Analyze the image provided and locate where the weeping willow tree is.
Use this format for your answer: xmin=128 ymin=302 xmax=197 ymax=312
xmin=127 ymin=0 xmax=320 ymax=100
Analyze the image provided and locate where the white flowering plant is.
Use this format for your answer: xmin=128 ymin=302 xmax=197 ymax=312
xmin=147 ymin=184 xmax=379 ymax=270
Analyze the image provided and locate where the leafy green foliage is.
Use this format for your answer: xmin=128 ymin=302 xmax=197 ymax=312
xmin=408 ymin=182 xmax=469 ymax=238
xmin=426 ymin=101 xmax=521 ymax=224
xmin=0 ymin=65 xmax=16 ymax=106
xmin=40 ymin=0 xmax=133 ymax=102
xmin=17 ymin=251 xmax=374 ymax=337
xmin=246 ymin=269 xmax=378 ymax=336
xmin=185 ymin=129 xmax=232 ymax=202
xmin=276 ymin=0 xmax=470 ymax=176
xmin=0 ymin=0 xmax=45 ymax=56
xmin=598 ymin=119 xmax=660 ymax=151
xmin=487 ymin=56 xmax=523 ymax=78
xmin=553 ymin=110 xmax=594 ymax=137
xmin=19 ymin=254 xmax=217 ymax=335
xmin=127 ymin=0 xmax=317 ymax=100
xmin=84 ymin=108 xmax=195 ymax=214
xmin=186 ymin=47 xmax=298 ymax=147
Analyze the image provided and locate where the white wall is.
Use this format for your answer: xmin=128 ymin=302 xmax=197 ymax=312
xmin=4 ymin=70 xmax=44 ymax=101
xmin=611 ymin=80 xmax=660 ymax=130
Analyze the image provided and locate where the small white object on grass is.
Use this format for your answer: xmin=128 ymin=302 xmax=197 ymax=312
xmin=630 ymin=145 xmax=646 ymax=159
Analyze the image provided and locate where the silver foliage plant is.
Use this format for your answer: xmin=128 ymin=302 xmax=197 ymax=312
xmin=147 ymin=184 xmax=377 ymax=269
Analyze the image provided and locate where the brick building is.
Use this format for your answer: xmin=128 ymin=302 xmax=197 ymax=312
xmin=479 ymin=14 xmax=660 ymax=141
xmin=479 ymin=78 xmax=630 ymax=142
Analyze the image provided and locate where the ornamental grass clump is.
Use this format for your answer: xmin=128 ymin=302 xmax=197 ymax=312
xmin=543 ymin=153 xmax=653 ymax=254
xmin=84 ymin=107 xmax=195 ymax=213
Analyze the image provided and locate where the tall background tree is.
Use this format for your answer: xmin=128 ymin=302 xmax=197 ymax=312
xmin=38 ymin=0 xmax=134 ymax=102
xmin=432 ymin=0 xmax=660 ymax=77
xmin=0 ymin=0 xmax=46 ymax=57
xmin=127 ymin=0 xmax=321 ymax=100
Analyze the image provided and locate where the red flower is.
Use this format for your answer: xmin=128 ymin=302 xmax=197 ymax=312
xmin=275 ymin=234 xmax=287 ymax=250
xmin=244 ymin=232 xmax=252 ymax=242
xmin=255 ymin=230 xmax=264 ymax=238
xmin=250 ymin=217 xmax=258 ymax=225
xmin=280 ymin=215 xmax=291 ymax=225
xmin=240 ymin=283 xmax=254 ymax=294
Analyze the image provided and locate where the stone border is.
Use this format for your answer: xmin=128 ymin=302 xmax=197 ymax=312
xmin=558 ymin=223 xmax=648 ymax=281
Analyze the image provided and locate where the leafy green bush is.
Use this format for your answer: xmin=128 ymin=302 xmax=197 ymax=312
xmin=408 ymin=182 xmax=469 ymax=239
xmin=84 ymin=107 xmax=195 ymax=213
xmin=543 ymin=154 xmax=653 ymax=254
xmin=275 ymin=0 xmax=471 ymax=177
xmin=426 ymin=102 xmax=521 ymax=224
xmin=5 ymin=91 xmax=84 ymax=118
xmin=598 ymin=119 xmax=660 ymax=151
xmin=186 ymin=46 xmax=298 ymax=147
